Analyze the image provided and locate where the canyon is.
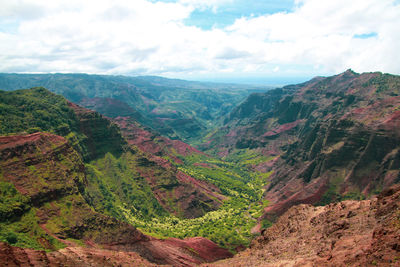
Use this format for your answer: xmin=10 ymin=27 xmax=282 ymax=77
xmin=0 ymin=70 xmax=399 ymax=266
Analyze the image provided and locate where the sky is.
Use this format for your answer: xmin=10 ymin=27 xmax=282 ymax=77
xmin=0 ymin=0 xmax=399 ymax=84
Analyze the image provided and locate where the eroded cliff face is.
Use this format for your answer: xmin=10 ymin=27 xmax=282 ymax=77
xmin=204 ymin=70 xmax=400 ymax=218
xmin=67 ymin=101 xmax=127 ymax=161
xmin=0 ymin=132 xmax=232 ymax=266
xmin=209 ymin=185 xmax=400 ymax=267
xmin=112 ymin=116 xmax=224 ymax=219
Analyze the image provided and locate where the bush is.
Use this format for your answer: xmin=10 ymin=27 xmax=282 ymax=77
xmin=5 ymin=232 xmax=18 ymax=244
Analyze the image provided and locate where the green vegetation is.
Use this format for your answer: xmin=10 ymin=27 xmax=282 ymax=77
xmin=129 ymin=199 xmax=258 ymax=250
xmin=84 ymin=145 xmax=272 ymax=250
xmin=224 ymin=149 xmax=276 ymax=166
xmin=0 ymin=182 xmax=65 ymax=250
xmin=0 ymin=87 xmax=77 ymax=136
xmin=0 ymin=87 xmax=125 ymax=161
xmin=85 ymin=152 xmax=168 ymax=221
xmin=0 ymin=73 xmax=268 ymax=142
xmin=0 ymin=181 xmax=30 ymax=221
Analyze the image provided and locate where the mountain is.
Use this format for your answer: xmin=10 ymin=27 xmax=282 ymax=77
xmin=203 ymin=70 xmax=400 ymax=221
xmin=0 ymin=73 xmax=268 ymax=142
xmin=210 ymin=184 xmax=400 ymax=266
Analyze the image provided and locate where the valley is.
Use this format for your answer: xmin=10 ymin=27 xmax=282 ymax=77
xmin=0 ymin=70 xmax=399 ymax=266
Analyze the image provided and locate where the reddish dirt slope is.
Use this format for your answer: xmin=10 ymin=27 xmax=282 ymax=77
xmin=0 ymin=242 xmax=159 ymax=267
xmin=0 ymin=236 xmax=233 ymax=267
xmin=208 ymin=185 xmax=400 ymax=266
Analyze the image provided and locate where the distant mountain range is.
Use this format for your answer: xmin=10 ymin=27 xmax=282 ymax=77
xmin=0 ymin=73 xmax=269 ymax=142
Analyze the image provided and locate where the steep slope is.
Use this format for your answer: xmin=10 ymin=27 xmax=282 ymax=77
xmin=0 ymin=73 xmax=266 ymax=142
xmin=210 ymin=185 xmax=400 ymax=266
xmin=203 ymin=70 xmax=400 ymax=220
xmin=112 ymin=116 xmax=225 ymax=219
xmin=0 ymin=132 xmax=233 ymax=266
xmin=0 ymin=132 xmax=146 ymax=252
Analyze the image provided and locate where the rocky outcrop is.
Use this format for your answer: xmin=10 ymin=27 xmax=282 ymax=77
xmin=209 ymin=185 xmax=400 ymax=266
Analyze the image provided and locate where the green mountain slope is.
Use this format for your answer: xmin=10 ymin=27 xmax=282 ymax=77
xmin=0 ymin=87 xmax=125 ymax=161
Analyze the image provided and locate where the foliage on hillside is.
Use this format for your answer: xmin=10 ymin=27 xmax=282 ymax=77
xmin=0 ymin=87 xmax=77 ymax=135
xmin=84 ymin=152 xmax=168 ymax=220
xmin=82 ymin=139 xmax=271 ymax=250
xmin=0 ymin=87 xmax=125 ymax=161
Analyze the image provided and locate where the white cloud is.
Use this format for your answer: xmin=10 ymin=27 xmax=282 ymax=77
xmin=226 ymin=0 xmax=400 ymax=74
xmin=0 ymin=0 xmax=399 ymax=79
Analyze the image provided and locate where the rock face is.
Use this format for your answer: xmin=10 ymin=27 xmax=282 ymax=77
xmin=204 ymin=70 xmax=400 ymax=218
xmin=209 ymin=185 xmax=400 ymax=266
xmin=0 ymin=132 xmax=86 ymax=208
xmin=0 ymin=87 xmax=126 ymax=162
xmin=0 ymin=132 xmax=232 ymax=266
xmin=0 ymin=132 xmax=147 ymax=245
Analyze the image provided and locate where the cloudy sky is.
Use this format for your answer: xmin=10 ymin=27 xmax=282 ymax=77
xmin=0 ymin=0 xmax=399 ymax=84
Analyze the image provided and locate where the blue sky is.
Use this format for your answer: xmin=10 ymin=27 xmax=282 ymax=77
xmin=183 ymin=0 xmax=295 ymax=30
xmin=0 ymin=0 xmax=399 ymax=85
